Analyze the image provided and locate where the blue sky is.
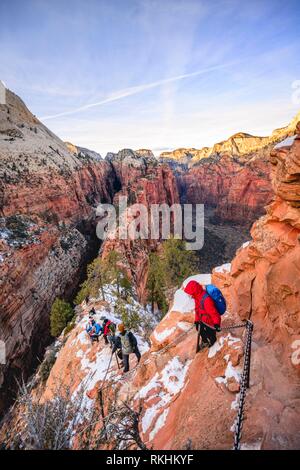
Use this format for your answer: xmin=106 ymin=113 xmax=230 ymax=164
xmin=0 ymin=0 xmax=300 ymax=155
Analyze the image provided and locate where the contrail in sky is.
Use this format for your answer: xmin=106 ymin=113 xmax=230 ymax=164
xmin=40 ymin=61 xmax=237 ymax=120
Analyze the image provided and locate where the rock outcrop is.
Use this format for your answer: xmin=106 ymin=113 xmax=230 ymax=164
xmin=3 ymin=127 xmax=298 ymax=450
xmin=0 ymin=91 xmax=179 ymax=416
xmin=160 ymin=112 xmax=300 ymax=165
xmin=0 ymin=91 xmax=118 ymax=415
xmin=211 ymin=126 xmax=300 ymax=448
xmin=163 ymin=112 xmax=300 ymax=225
xmin=101 ymin=149 xmax=179 ymax=300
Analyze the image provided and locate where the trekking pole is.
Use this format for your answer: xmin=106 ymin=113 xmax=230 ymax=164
xmin=195 ymin=324 xmax=201 ymax=354
xmin=115 ymin=352 xmax=121 ymax=370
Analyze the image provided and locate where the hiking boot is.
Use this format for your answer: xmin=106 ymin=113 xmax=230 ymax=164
xmin=198 ymin=342 xmax=210 ymax=351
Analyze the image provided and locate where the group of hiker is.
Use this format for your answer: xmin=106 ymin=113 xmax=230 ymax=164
xmin=86 ymin=314 xmax=141 ymax=373
xmin=85 ymin=279 xmax=226 ymax=372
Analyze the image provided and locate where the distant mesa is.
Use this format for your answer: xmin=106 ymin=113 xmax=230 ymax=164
xmin=159 ymin=110 xmax=300 ymax=166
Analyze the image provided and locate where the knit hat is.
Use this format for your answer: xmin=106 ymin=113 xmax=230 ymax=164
xmin=118 ymin=323 xmax=125 ymax=333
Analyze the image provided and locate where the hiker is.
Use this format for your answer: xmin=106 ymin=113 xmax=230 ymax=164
xmin=113 ymin=323 xmax=141 ymax=373
xmin=110 ymin=334 xmax=123 ymax=363
xmin=86 ymin=317 xmax=102 ymax=343
xmin=101 ymin=317 xmax=116 ymax=345
xmin=184 ymin=280 xmax=222 ymax=350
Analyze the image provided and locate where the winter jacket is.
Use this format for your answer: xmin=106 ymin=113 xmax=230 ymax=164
xmin=103 ymin=320 xmax=116 ymax=337
xmin=184 ymin=280 xmax=221 ymax=328
xmin=87 ymin=322 xmax=102 ymax=336
xmin=120 ymin=331 xmax=137 ymax=355
xmin=93 ymin=323 xmax=103 ymax=335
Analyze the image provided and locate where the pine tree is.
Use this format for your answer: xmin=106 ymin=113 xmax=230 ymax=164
xmin=106 ymin=250 xmax=123 ymax=296
xmin=161 ymin=237 xmax=198 ymax=288
xmin=147 ymin=252 xmax=168 ymax=316
xmin=87 ymin=257 xmax=109 ymax=300
xmin=50 ymin=299 xmax=73 ymax=337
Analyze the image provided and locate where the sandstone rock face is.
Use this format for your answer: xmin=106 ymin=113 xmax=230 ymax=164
xmin=101 ymin=149 xmax=179 ymax=301
xmin=160 ymin=111 xmax=300 ymax=165
xmin=8 ymin=130 xmax=298 ymax=450
xmin=212 ymin=128 xmax=300 ymax=449
xmin=179 ymin=151 xmax=273 ymax=224
xmin=2 ymin=127 xmax=300 ymax=448
xmin=0 ymin=92 xmax=179 ymax=416
xmin=162 ymin=112 xmax=300 ymax=225
xmin=0 ymin=91 xmax=116 ymax=414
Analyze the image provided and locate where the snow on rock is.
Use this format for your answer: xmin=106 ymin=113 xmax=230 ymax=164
xmin=149 ymin=408 xmax=170 ymax=440
xmin=274 ymin=135 xmax=296 ymax=149
xmin=214 ymin=263 xmax=231 ymax=274
xmin=171 ymin=289 xmax=194 ymax=313
xmin=153 ymin=327 xmax=176 ymax=342
xmin=215 ymin=361 xmax=241 ymax=385
xmin=208 ymin=334 xmax=241 ymax=359
xmin=161 ymin=357 xmax=192 ymax=395
xmin=240 ymin=440 xmax=263 ymax=450
xmin=182 ymin=273 xmax=212 ymax=288
xmin=177 ymin=321 xmax=192 ymax=331
xmin=241 ymin=241 xmax=250 ymax=249
xmin=138 ymin=373 xmax=160 ymax=399
xmin=136 ymin=356 xmax=192 ymax=442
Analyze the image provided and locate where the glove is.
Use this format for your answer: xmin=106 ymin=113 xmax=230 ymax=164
xmin=194 ymin=321 xmax=199 ymax=331
xmin=214 ymin=324 xmax=221 ymax=332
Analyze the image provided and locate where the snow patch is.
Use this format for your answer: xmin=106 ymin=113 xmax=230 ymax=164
xmin=139 ymin=373 xmax=160 ymax=399
xmin=231 ymin=393 xmax=240 ymax=410
xmin=177 ymin=321 xmax=191 ymax=331
xmin=153 ymin=327 xmax=176 ymax=342
xmin=171 ymin=289 xmax=195 ymax=314
xmin=137 ymin=356 xmax=192 ymax=440
xmin=161 ymin=357 xmax=192 ymax=395
xmin=240 ymin=440 xmax=262 ymax=450
xmin=182 ymin=273 xmax=211 ymax=288
xmin=215 ymin=361 xmax=241 ymax=385
xmin=214 ymin=263 xmax=231 ymax=274
xmin=274 ymin=135 xmax=296 ymax=149
xmin=149 ymin=408 xmax=170 ymax=440
xmin=241 ymin=241 xmax=250 ymax=249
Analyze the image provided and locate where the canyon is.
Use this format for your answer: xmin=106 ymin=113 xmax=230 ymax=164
xmin=0 ymin=87 xmax=299 ymax=449
xmin=1 ymin=116 xmax=298 ymax=450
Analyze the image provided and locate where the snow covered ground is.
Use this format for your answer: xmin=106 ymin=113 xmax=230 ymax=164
xmin=135 ymin=356 xmax=192 ymax=440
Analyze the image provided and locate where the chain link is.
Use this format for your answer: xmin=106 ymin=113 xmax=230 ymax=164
xmin=233 ymin=319 xmax=254 ymax=450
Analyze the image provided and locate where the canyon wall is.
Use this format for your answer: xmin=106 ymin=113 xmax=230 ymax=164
xmin=0 ymin=90 xmax=117 ymax=413
xmin=0 ymin=91 xmax=179 ymax=416
xmin=162 ymin=112 xmax=300 ymax=225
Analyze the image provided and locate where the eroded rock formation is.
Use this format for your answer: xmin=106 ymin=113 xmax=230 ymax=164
xmin=3 ymin=126 xmax=298 ymax=450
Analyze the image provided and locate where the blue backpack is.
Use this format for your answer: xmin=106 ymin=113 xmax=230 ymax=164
xmin=201 ymin=284 xmax=226 ymax=315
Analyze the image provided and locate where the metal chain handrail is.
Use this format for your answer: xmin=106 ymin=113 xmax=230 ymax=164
xmin=233 ymin=319 xmax=254 ymax=450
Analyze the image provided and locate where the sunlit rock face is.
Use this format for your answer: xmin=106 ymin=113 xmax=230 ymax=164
xmin=0 ymin=90 xmax=116 ymax=414
xmin=212 ymin=126 xmax=300 ymax=449
xmin=162 ymin=111 xmax=300 ymax=225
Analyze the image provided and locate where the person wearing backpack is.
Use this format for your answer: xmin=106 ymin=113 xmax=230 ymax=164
xmin=184 ymin=280 xmax=225 ymax=351
xmin=86 ymin=317 xmax=103 ymax=343
xmin=114 ymin=323 xmax=141 ymax=372
xmin=101 ymin=318 xmax=116 ymax=344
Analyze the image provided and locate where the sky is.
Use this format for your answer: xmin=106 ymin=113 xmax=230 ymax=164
xmin=0 ymin=0 xmax=300 ymax=156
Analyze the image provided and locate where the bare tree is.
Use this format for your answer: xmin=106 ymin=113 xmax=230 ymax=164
xmin=12 ymin=376 xmax=147 ymax=451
